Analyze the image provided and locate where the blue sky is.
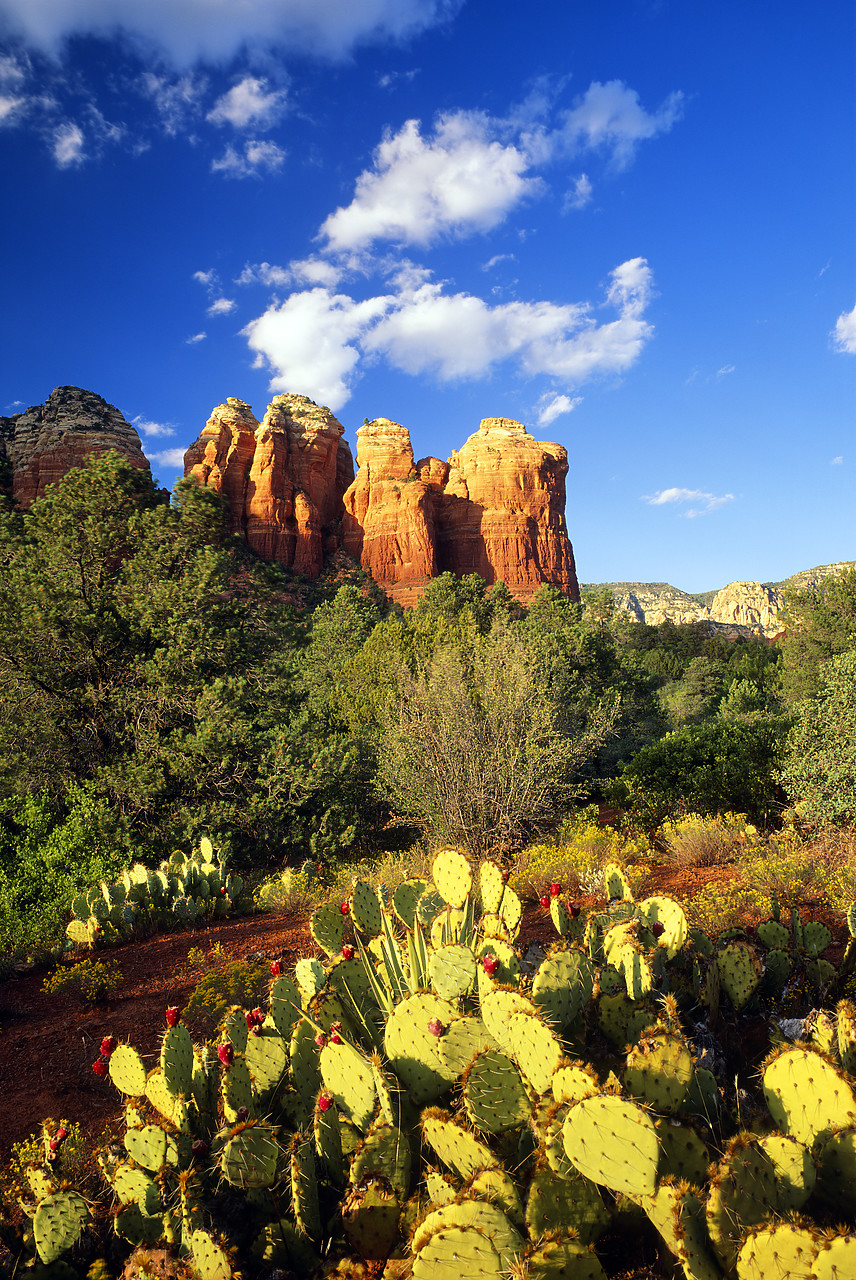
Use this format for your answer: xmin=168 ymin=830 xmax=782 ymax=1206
xmin=0 ymin=0 xmax=853 ymax=591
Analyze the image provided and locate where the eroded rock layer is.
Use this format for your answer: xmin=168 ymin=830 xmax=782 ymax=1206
xmin=341 ymin=415 xmax=579 ymax=605
xmin=0 ymin=386 xmax=150 ymax=506
xmin=185 ymin=394 xmax=355 ymax=577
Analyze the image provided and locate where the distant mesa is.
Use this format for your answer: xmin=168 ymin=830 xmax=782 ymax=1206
xmin=184 ymin=397 xmax=580 ymax=605
xmin=0 ymin=386 xmax=150 ymax=508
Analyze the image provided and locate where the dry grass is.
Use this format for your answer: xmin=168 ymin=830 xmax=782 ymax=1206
xmin=660 ymin=812 xmax=748 ymax=869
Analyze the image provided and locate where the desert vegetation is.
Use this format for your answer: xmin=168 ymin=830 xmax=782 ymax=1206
xmin=1 ymin=457 xmax=855 ymax=1279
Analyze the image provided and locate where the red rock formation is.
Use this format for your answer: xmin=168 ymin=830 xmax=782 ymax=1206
xmin=342 ymin=416 xmax=579 ymax=605
xmin=185 ymin=393 xmax=354 ymax=576
xmin=0 ymin=386 xmax=150 ymax=506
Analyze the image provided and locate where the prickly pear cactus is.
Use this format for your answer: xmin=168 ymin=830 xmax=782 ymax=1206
xmin=33 ymin=1192 xmax=88 ymax=1264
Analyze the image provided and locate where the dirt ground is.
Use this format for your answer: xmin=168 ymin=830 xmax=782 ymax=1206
xmin=0 ymin=861 xmax=848 ymax=1280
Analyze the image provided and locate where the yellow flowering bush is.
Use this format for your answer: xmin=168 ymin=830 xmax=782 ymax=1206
xmin=661 ymin=811 xmax=749 ymax=868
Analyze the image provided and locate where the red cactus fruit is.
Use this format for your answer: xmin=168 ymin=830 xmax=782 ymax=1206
xmin=501 ymin=869 xmax=510 ymax=883
xmin=651 ymin=921 xmax=665 ymax=938
xmin=329 ymin=1031 xmax=342 ymax=1045
xmin=54 ymin=1126 xmax=68 ymax=1143
xmin=49 ymin=1138 xmax=59 ymax=1152
xmin=92 ymin=1058 xmax=108 ymax=1077
xmin=427 ymin=1018 xmax=444 ymax=1037
xmin=539 ymin=895 xmax=550 ymax=909
xmin=340 ymin=901 xmax=350 ymax=916
xmin=269 ymin=960 xmax=283 ymax=976
xmin=314 ymin=1032 xmax=328 ymax=1048
xmin=481 ymin=954 xmax=499 ymax=976
xmin=165 ymin=1007 xmax=180 ymax=1028
xmin=549 ymin=882 xmax=561 ymax=898
xmin=235 ymin=1106 xmax=249 ymax=1123
xmin=570 ymin=903 xmax=581 ymax=918
xmin=46 ymin=1151 xmax=57 ymax=1163
xmin=218 ymin=1043 xmax=234 ymax=1067
xmin=220 ymin=887 xmax=226 ymax=895
xmin=318 ymin=1092 xmax=333 ymax=1112
xmin=100 ymin=1035 xmax=116 ymax=1057
xmin=341 ymin=944 xmax=355 ymax=961
xmin=191 ymin=1139 xmax=209 ymax=1158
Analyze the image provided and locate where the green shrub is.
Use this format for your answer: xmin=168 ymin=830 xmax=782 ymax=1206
xmin=660 ymin=812 xmax=749 ymax=868
xmin=778 ymin=649 xmax=856 ymax=826
xmin=183 ymin=958 xmax=267 ymax=1037
xmin=42 ymin=958 xmax=123 ymax=1002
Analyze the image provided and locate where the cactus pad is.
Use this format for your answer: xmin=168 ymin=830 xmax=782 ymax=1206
xmin=532 ymin=947 xmax=595 ymax=1030
xmin=349 ymin=879 xmax=383 ymax=936
xmin=756 ymin=1133 xmax=816 ymax=1212
xmin=412 ymin=1199 xmax=523 ymax=1273
xmin=295 ymin=956 xmax=326 ymax=1000
xmin=190 ymin=1228 xmax=232 ymax=1280
xmin=310 ymin=899 xmax=345 ymax=956
xmin=639 ymin=894 xmax=687 ymax=958
xmin=244 ymin=1025 xmax=288 ymax=1097
xmin=161 ymin=1023 xmax=194 ymax=1097
xmin=467 ymin=1166 xmax=524 ymax=1227
xmin=124 ymin=1123 xmax=178 ymax=1171
xmin=438 ymin=1015 xmax=497 ymax=1076
xmin=220 ymin=1125 xmax=280 ymax=1189
xmin=525 ymin=1163 xmax=610 ymax=1245
xmin=421 ymin=1109 xmax=497 ymax=1181
xmin=342 ymin=1176 xmax=401 ymax=1261
xmin=430 ymin=943 xmax=477 ymax=1001
xmin=479 ymin=860 xmax=505 ymax=914
xmin=637 ymin=1183 xmax=720 ymax=1280
xmin=552 ymin=1063 xmax=599 ymax=1106
xmin=269 ymin=973 xmax=302 ymax=1039
xmin=562 ymin=1096 xmax=659 ymax=1197
xmin=320 ymin=1038 xmax=377 ymax=1130
xmin=33 ymin=1191 xmax=88 ymax=1265
xmin=717 ymin=942 xmax=763 ymax=1011
xmin=758 ymin=920 xmax=790 ymax=950
xmin=521 ymin=1233 xmax=608 ymax=1280
xmin=432 ymin=848 xmax=473 ymax=908
xmin=653 ymin=1119 xmax=710 ymax=1186
xmin=705 ymin=1136 xmax=779 ymax=1270
xmin=507 ymin=1010 xmax=563 ymax=1096
xmin=625 ymin=1031 xmax=694 ymax=1114
xmin=812 ymin=1234 xmax=856 ymax=1280
xmin=736 ymin=1222 xmax=817 ymax=1280
xmin=763 ymin=1046 xmax=856 ymax=1147
xmin=462 ymin=1047 xmax=531 ymax=1132
xmin=350 ymin=1120 xmax=411 ymax=1199
xmin=392 ymin=878 xmax=429 ymax=928
xmin=108 ymin=1044 xmax=147 ymax=1096
xmin=384 ymin=993 xmax=457 ymax=1104
xmin=412 ymin=1223 xmax=504 ymax=1280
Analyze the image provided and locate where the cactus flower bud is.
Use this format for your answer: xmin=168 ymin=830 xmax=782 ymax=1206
xmin=165 ymin=1007 xmax=180 ymax=1028
xmin=191 ymin=1139 xmax=209 ymax=1158
xmin=100 ymin=1035 xmax=116 ymax=1057
xmin=549 ymin=882 xmax=561 ymax=898
xmin=269 ymin=959 xmax=283 ymax=976
xmin=340 ymin=901 xmax=350 ymax=916
xmin=235 ymin=1106 xmax=249 ymax=1123
xmin=539 ymin=895 xmax=550 ymax=909
xmin=427 ymin=1018 xmax=444 ymax=1037
xmin=218 ymin=1043 xmax=234 ymax=1067
xmin=651 ymin=921 xmax=665 ymax=938
xmin=46 ymin=1151 xmax=57 ymax=1163
xmin=341 ymin=944 xmax=355 ymax=961
xmin=92 ymin=1058 xmax=108 ymax=1077
xmin=314 ymin=1032 xmax=328 ymax=1048
xmin=318 ymin=1092 xmax=333 ymax=1112
xmin=481 ymin=954 xmax=499 ymax=976
xmin=501 ymin=869 xmax=510 ymax=883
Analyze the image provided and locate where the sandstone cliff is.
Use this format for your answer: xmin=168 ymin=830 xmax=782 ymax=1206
xmin=0 ymin=386 xmax=150 ymax=506
xmin=341 ymin=416 xmax=579 ymax=605
xmin=184 ymin=393 xmax=355 ymax=577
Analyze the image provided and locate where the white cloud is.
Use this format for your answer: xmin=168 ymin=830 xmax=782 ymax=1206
xmin=644 ymin=487 xmax=734 ymax=517
xmin=563 ymin=173 xmax=592 ymax=211
xmin=535 ymin=392 xmax=582 ymax=426
xmin=833 ymin=303 xmax=856 ymax=353
xmin=716 ymin=363 xmax=735 ymax=377
xmin=320 ymin=112 xmax=541 ymax=252
xmin=377 ymin=68 xmax=418 ymax=89
xmin=52 ymin=120 xmax=85 ymax=166
xmin=146 ymin=446 xmax=187 ymax=468
xmin=481 ymin=253 xmax=515 ymax=271
xmin=211 ymin=138 xmax=285 ymax=177
xmin=185 ymin=331 xmax=207 ymax=343
xmin=244 ymin=257 xmax=655 ymax=409
xmin=243 ymin=287 xmax=394 ymax=408
xmin=133 ymin=415 xmax=175 ymax=437
xmin=141 ymin=70 xmax=206 ymax=135
xmin=193 ymin=268 xmax=217 ymax=287
xmin=237 ymin=257 xmax=345 ymax=288
xmin=207 ymin=76 xmax=287 ymax=129
xmin=0 ymin=0 xmax=461 ymax=65
xmin=0 ymin=93 xmax=24 ymax=123
xmin=832 ymin=455 xmax=843 ymax=465
xmin=207 ymin=296 xmax=237 ymax=315
xmin=553 ymin=80 xmax=684 ymax=168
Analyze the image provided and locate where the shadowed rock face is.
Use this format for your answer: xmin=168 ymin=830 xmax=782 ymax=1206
xmin=341 ymin=416 xmax=580 ymax=605
xmin=184 ymin=393 xmax=355 ymax=577
xmin=0 ymin=386 xmax=150 ymax=506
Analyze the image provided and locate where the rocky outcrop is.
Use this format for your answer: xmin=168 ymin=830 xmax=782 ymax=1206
xmin=341 ymin=416 xmax=579 ymax=605
xmin=185 ymin=393 xmax=354 ymax=577
xmin=708 ymin=581 xmax=785 ymax=632
xmin=605 ymin=583 xmax=708 ymax=628
xmin=0 ymin=386 xmax=150 ymax=506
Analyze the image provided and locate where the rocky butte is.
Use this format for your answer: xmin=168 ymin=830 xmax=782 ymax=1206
xmin=0 ymin=386 xmax=150 ymax=507
xmin=340 ymin=415 xmax=580 ymax=605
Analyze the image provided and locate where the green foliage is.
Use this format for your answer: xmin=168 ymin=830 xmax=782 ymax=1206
xmin=780 ymin=566 xmax=856 ymax=704
xmin=42 ymin=957 xmax=123 ymax=1001
xmin=183 ymin=957 xmax=267 ymax=1035
xmin=0 ymin=787 xmax=127 ymax=953
xmin=778 ymin=649 xmax=856 ymax=826
xmin=609 ymin=715 xmax=790 ymax=826
xmin=377 ymin=626 xmax=617 ymax=855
